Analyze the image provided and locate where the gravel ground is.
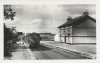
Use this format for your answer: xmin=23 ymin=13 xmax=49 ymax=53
xmin=6 ymin=42 xmax=31 ymax=60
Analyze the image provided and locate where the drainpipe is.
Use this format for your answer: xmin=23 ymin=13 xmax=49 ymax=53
xmin=68 ymin=26 xmax=72 ymax=44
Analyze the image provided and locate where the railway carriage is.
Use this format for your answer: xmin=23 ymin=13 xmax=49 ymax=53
xmin=23 ymin=33 xmax=41 ymax=48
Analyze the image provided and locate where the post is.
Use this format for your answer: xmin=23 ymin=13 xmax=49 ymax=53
xmin=64 ymin=27 xmax=66 ymax=43
xmin=59 ymin=28 xmax=61 ymax=42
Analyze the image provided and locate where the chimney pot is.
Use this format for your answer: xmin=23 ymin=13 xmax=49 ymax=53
xmin=67 ymin=16 xmax=73 ymax=22
xmin=83 ymin=10 xmax=89 ymax=16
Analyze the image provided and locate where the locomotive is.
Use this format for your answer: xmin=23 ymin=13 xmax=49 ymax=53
xmin=23 ymin=33 xmax=41 ymax=48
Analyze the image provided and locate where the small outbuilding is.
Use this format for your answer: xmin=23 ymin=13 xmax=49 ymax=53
xmin=58 ymin=11 xmax=96 ymax=44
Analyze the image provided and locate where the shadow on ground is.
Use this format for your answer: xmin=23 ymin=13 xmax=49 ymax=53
xmin=30 ymin=44 xmax=52 ymax=51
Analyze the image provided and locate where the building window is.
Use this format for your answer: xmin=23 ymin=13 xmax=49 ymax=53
xmin=68 ymin=33 xmax=70 ymax=37
xmin=68 ymin=27 xmax=70 ymax=32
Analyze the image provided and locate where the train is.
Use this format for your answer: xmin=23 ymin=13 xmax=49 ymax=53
xmin=23 ymin=33 xmax=41 ymax=48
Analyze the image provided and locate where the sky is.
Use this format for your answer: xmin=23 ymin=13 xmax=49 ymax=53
xmin=4 ymin=4 xmax=96 ymax=34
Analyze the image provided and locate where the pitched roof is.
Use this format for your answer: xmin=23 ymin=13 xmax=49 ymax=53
xmin=58 ymin=15 xmax=96 ymax=28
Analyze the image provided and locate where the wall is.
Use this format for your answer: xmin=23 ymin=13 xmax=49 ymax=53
xmin=66 ymin=36 xmax=72 ymax=43
xmin=72 ymin=19 xmax=96 ymax=43
xmin=60 ymin=27 xmax=72 ymax=36
xmin=72 ymin=28 xmax=96 ymax=36
xmin=60 ymin=27 xmax=72 ymax=43
xmin=72 ymin=37 xmax=96 ymax=43
xmin=60 ymin=36 xmax=65 ymax=42
xmin=54 ymin=34 xmax=60 ymax=41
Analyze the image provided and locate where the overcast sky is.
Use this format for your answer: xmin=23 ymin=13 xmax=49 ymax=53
xmin=4 ymin=4 xmax=96 ymax=34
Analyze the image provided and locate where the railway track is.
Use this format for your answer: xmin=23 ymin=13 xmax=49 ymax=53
xmin=40 ymin=43 xmax=90 ymax=59
xmin=32 ymin=48 xmax=53 ymax=60
xmin=30 ymin=43 xmax=88 ymax=60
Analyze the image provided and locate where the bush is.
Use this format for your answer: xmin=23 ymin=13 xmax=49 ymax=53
xmin=4 ymin=24 xmax=18 ymax=58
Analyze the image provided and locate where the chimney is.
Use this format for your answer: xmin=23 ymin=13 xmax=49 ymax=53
xmin=67 ymin=16 xmax=73 ymax=22
xmin=83 ymin=10 xmax=89 ymax=16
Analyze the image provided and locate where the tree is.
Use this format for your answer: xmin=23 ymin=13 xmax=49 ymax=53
xmin=4 ymin=5 xmax=17 ymax=58
xmin=4 ymin=5 xmax=16 ymax=21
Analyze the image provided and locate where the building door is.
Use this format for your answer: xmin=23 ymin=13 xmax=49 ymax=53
xmin=64 ymin=36 xmax=66 ymax=43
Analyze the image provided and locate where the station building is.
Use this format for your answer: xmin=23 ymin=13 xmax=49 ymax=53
xmin=58 ymin=11 xmax=96 ymax=44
